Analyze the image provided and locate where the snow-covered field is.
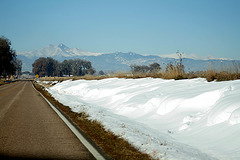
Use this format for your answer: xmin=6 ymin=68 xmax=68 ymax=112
xmin=43 ymin=78 xmax=240 ymax=160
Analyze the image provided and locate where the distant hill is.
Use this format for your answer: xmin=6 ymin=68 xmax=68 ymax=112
xmin=17 ymin=44 xmax=240 ymax=72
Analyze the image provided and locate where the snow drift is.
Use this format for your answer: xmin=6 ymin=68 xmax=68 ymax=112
xmin=45 ymin=78 xmax=240 ymax=160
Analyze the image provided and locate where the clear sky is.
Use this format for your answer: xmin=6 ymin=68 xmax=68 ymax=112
xmin=1 ymin=0 xmax=240 ymax=59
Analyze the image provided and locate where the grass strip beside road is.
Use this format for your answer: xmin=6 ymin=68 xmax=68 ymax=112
xmin=33 ymin=81 xmax=153 ymax=160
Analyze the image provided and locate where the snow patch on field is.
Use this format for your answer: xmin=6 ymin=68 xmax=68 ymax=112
xmin=44 ymin=78 xmax=240 ymax=160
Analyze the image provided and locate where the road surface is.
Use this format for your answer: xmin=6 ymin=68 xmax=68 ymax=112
xmin=0 ymin=81 xmax=95 ymax=159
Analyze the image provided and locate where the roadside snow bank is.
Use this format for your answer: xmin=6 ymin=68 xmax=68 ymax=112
xmin=46 ymin=78 xmax=240 ymax=160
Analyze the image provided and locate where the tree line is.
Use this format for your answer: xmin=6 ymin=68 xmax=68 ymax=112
xmin=32 ymin=57 xmax=95 ymax=77
xmin=0 ymin=36 xmax=22 ymax=78
xmin=130 ymin=62 xmax=162 ymax=74
xmin=130 ymin=53 xmax=185 ymax=77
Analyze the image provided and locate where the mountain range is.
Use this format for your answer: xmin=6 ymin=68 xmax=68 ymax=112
xmin=17 ymin=44 xmax=239 ymax=73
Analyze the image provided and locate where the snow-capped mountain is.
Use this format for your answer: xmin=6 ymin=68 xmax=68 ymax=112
xmin=17 ymin=44 xmax=239 ymax=72
xmin=17 ymin=43 xmax=104 ymax=71
xmin=17 ymin=43 xmax=102 ymax=58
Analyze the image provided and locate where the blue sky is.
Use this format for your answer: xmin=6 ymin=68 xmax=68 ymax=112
xmin=1 ymin=0 xmax=240 ymax=59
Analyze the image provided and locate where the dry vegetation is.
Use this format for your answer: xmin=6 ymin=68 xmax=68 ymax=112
xmin=33 ymin=82 xmax=153 ymax=160
xmin=36 ymin=62 xmax=240 ymax=82
xmin=38 ymin=63 xmax=240 ymax=83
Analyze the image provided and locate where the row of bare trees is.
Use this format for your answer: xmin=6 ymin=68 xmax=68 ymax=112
xmin=32 ymin=57 xmax=95 ymax=77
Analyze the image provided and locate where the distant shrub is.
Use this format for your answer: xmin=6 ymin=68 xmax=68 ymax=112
xmin=98 ymin=70 xmax=105 ymax=75
xmin=130 ymin=63 xmax=161 ymax=75
xmin=161 ymin=52 xmax=186 ymax=80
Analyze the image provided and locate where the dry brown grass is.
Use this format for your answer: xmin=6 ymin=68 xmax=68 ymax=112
xmin=37 ymin=70 xmax=240 ymax=82
xmin=199 ymin=62 xmax=240 ymax=81
xmin=33 ymin=81 xmax=153 ymax=160
xmin=37 ymin=62 xmax=240 ymax=82
xmin=160 ymin=71 xmax=186 ymax=80
xmin=200 ymin=70 xmax=240 ymax=82
xmin=39 ymin=76 xmax=72 ymax=82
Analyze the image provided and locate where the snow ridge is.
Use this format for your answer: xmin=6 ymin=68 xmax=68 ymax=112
xmin=45 ymin=78 xmax=240 ymax=160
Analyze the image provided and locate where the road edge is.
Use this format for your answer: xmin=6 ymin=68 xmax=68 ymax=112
xmin=32 ymin=83 xmax=107 ymax=160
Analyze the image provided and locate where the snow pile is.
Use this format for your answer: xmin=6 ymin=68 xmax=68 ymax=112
xmin=46 ymin=78 xmax=240 ymax=160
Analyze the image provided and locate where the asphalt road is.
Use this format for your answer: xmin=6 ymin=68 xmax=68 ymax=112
xmin=0 ymin=81 xmax=95 ymax=159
